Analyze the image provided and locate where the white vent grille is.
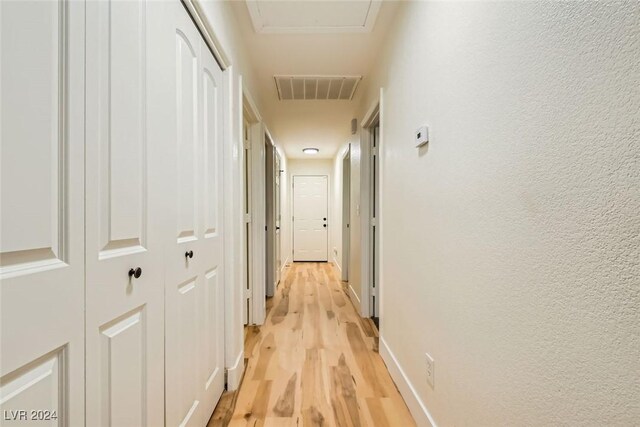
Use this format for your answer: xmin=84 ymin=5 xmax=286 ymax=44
xmin=275 ymin=75 xmax=362 ymax=100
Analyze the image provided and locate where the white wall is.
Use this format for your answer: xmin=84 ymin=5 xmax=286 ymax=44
xmin=287 ymin=159 xmax=335 ymax=262
xmin=355 ymin=2 xmax=640 ymax=426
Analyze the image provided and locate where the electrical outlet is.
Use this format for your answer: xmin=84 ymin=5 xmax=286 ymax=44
xmin=425 ymin=353 xmax=434 ymax=389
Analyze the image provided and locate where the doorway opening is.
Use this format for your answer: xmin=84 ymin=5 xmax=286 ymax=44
xmin=265 ymin=136 xmax=282 ymax=297
xmin=370 ymin=122 xmax=380 ymax=328
xmin=362 ymin=100 xmax=381 ymax=329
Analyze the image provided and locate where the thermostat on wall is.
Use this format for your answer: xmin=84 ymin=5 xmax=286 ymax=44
xmin=415 ymin=125 xmax=429 ymax=147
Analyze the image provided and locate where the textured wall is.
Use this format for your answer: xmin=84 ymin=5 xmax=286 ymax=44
xmin=358 ymin=2 xmax=640 ymax=425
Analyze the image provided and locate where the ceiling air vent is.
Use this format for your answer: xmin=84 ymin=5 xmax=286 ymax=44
xmin=275 ymin=75 xmax=362 ymax=101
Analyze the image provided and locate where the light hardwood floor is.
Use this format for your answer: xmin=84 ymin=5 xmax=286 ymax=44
xmin=208 ymin=262 xmax=415 ymax=426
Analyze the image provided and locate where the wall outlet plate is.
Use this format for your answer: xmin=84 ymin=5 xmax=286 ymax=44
xmin=425 ymin=353 xmax=434 ymax=389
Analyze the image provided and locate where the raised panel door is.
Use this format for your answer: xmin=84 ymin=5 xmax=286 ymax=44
xmin=84 ymin=1 xmax=165 ymax=425
xmin=165 ymin=5 xmax=205 ymax=426
xmin=0 ymin=1 xmax=85 ymax=424
xmin=199 ymin=44 xmax=225 ymax=419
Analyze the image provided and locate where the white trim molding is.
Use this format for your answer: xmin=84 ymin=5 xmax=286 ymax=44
xmin=348 ymin=284 xmax=361 ymax=314
xmin=379 ymin=336 xmax=438 ymax=427
xmin=182 ymin=0 xmax=231 ymax=69
xmin=359 ymin=96 xmax=381 ymax=318
xmin=225 ymin=350 xmax=245 ymax=391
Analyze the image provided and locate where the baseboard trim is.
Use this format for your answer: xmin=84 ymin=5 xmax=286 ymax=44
xmin=280 ymin=255 xmax=291 ymax=275
xmin=333 ymin=255 xmax=342 ymax=273
xmin=226 ymin=350 xmax=244 ymax=391
xmin=379 ymin=336 xmax=438 ymax=427
xmin=348 ymin=284 xmax=361 ymax=315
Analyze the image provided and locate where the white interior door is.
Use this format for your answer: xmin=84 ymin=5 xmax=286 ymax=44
xmin=293 ymin=175 xmax=328 ymax=262
xmin=165 ymin=3 xmax=225 ymax=426
xmin=198 ymin=25 xmax=226 ymax=421
xmin=0 ymin=1 xmax=85 ymax=424
xmin=84 ymin=1 xmax=165 ymax=425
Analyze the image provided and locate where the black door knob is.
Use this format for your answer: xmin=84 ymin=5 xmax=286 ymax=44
xmin=276 ymin=226 xmax=280 ymax=230
xmin=323 ymin=224 xmax=327 ymax=228
xmin=128 ymin=267 xmax=142 ymax=279
xmin=185 ymin=250 xmax=194 ymax=259
xmin=323 ymin=218 xmax=327 ymax=221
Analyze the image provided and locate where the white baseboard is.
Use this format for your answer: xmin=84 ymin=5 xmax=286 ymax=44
xmin=348 ymin=284 xmax=361 ymax=315
xmin=226 ymin=350 xmax=244 ymax=391
xmin=379 ymin=336 xmax=438 ymax=427
xmin=333 ymin=255 xmax=342 ymax=273
xmin=280 ymin=255 xmax=291 ymax=274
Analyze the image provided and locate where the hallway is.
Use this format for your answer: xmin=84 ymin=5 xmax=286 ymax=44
xmin=1 ymin=1 xmax=638 ymax=425
xmin=212 ymin=263 xmax=415 ymax=426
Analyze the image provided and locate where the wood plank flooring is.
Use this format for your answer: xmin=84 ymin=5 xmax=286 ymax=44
xmin=208 ymin=262 xmax=415 ymax=427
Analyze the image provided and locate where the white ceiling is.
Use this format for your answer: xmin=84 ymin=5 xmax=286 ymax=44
xmin=231 ymin=1 xmax=400 ymax=159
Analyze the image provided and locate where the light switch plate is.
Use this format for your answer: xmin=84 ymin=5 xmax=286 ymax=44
xmin=416 ymin=125 xmax=429 ymax=147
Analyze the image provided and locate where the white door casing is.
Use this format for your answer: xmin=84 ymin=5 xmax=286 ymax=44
xmin=275 ymin=153 xmax=281 ymax=285
xmin=164 ymin=3 xmax=225 ymax=426
xmin=0 ymin=1 xmax=85 ymax=424
xmin=84 ymin=1 xmax=166 ymax=425
xmin=293 ymin=176 xmax=329 ymax=262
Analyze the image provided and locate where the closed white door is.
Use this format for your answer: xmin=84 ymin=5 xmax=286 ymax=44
xmin=84 ymin=1 xmax=166 ymax=425
xmin=164 ymin=3 xmax=225 ymax=426
xmin=293 ymin=176 xmax=328 ymax=261
xmin=0 ymin=1 xmax=86 ymax=424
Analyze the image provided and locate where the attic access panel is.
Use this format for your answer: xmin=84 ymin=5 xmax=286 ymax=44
xmin=246 ymin=1 xmax=382 ymax=34
xmin=275 ymin=76 xmax=362 ymax=101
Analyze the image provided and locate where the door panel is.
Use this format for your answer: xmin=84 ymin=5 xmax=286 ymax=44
xmin=0 ymin=1 xmax=85 ymax=424
xmin=176 ymin=32 xmax=199 ymax=243
xmin=199 ymin=41 xmax=225 ymax=419
xmin=85 ymin=1 xmax=165 ymax=425
xmin=293 ymin=176 xmax=328 ymax=261
xmin=99 ymin=308 xmax=146 ymax=426
xmin=166 ymin=11 xmax=202 ymax=425
xmin=166 ymin=4 xmax=225 ymax=426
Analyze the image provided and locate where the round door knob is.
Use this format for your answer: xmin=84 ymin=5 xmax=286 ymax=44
xmin=128 ymin=267 xmax=142 ymax=279
xmin=185 ymin=250 xmax=194 ymax=259
xmin=323 ymin=224 xmax=327 ymax=228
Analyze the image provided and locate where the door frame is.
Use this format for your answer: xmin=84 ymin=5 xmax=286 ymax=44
xmin=360 ymin=90 xmax=384 ymax=322
xmin=241 ymin=88 xmax=260 ymax=326
xmin=250 ymin=125 xmax=270 ymax=324
xmin=265 ymin=136 xmax=276 ymax=297
xmin=341 ymin=146 xmax=351 ymax=282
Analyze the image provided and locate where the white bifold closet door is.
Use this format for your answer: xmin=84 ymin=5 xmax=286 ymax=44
xmin=164 ymin=2 xmax=226 ymax=426
xmin=84 ymin=1 xmax=166 ymax=425
xmin=0 ymin=1 xmax=86 ymax=424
